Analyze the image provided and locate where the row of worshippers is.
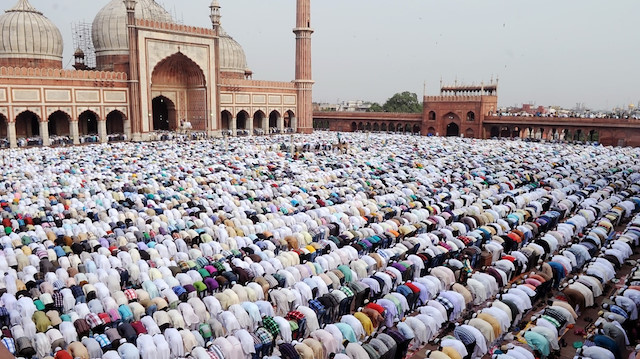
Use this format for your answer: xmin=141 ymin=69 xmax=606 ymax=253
xmin=516 ymin=206 xmax=638 ymax=359
xmin=0 ymin=134 xmax=639 ymax=358
xmin=425 ymin=176 xmax=640 ymax=359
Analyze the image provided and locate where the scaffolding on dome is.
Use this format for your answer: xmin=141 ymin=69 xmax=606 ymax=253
xmin=72 ymin=21 xmax=96 ymax=69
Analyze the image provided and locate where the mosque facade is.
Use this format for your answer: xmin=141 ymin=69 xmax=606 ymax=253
xmin=0 ymin=0 xmax=313 ymax=148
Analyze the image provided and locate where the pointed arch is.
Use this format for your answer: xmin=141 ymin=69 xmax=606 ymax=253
xmin=446 ymin=122 xmax=459 ymax=136
xmin=500 ymin=126 xmax=510 ymax=138
xmin=428 ymin=111 xmax=436 ymax=121
xmin=151 ymin=52 xmax=207 ymax=130
xmin=253 ymin=110 xmax=266 ymax=133
xmin=427 ymin=126 xmax=436 ymax=136
xmin=268 ymin=110 xmax=280 ymax=129
xmin=48 ymin=110 xmax=71 ymax=137
xmin=106 ymin=110 xmax=126 ymax=140
xmin=284 ymin=110 xmax=295 ymax=129
xmin=351 ymin=122 xmax=357 ymax=132
xmin=151 ymin=52 xmax=206 ymax=87
xmin=15 ymin=110 xmax=40 ymax=138
xmin=380 ymin=123 xmax=387 ymax=132
xmin=490 ymin=126 xmax=499 ymax=138
xmin=220 ymin=110 xmax=232 ymax=131
xmin=236 ymin=110 xmax=249 ymax=130
xmin=0 ymin=113 xmax=6 ymax=139
xmin=78 ymin=110 xmax=99 ymax=135
xmin=512 ymin=126 xmax=520 ymax=138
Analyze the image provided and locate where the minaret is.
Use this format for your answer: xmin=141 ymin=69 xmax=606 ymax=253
xmin=124 ymin=0 xmax=142 ymax=140
xmin=210 ymin=0 xmax=221 ymax=135
xmin=294 ymin=0 xmax=313 ymax=134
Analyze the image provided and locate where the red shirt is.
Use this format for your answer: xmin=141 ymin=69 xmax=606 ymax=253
xmin=365 ymin=302 xmax=385 ymax=314
xmin=405 ymin=282 xmax=421 ymax=293
xmin=131 ymin=321 xmax=147 ymax=335
xmin=54 ymin=350 xmax=73 ymax=359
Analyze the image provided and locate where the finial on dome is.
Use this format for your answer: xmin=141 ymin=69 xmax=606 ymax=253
xmin=7 ymin=0 xmax=41 ymax=14
xmin=210 ymin=0 xmax=221 ymax=30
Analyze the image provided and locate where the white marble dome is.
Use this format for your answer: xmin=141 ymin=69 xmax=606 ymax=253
xmin=0 ymin=0 xmax=63 ymax=63
xmin=219 ymin=27 xmax=250 ymax=77
xmin=92 ymin=0 xmax=173 ymax=57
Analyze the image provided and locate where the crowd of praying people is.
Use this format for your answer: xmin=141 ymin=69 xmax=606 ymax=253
xmin=0 ymin=133 xmax=639 ymax=359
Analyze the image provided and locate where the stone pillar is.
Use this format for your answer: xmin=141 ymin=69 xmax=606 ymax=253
xmin=98 ymin=120 xmax=108 ymax=143
xmin=8 ymin=121 xmax=16 ymax=148
xmin=291 ymin=117 xmax=298 ymax=132
xmin=248 ymin=117 xmax=254 ymax=136
xmin=230 ymin=116 xmax=237 ymax=136
xmin=277 ymin=116 xmax=284 ymax=132
xmin=39 ymin=121 xmax=50 ymax=146
xmin=70 ymin=121 xmax=80 ymax=145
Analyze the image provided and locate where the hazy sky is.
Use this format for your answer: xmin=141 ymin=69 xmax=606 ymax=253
xmin=27 ymin=0 xmax=640 ymax=110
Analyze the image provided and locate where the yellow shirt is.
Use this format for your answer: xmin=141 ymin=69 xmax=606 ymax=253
xmin=478 ymin=312 xmax=502 ymax=338
xmin=443 ymin=347 xmax=462 ymax=359
xmin=354 ymin=311 xmax=374 ymax=336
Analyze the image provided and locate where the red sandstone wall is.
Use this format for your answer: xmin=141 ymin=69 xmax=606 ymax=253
xmin=0 ymin=58 xmax=62 ymax=69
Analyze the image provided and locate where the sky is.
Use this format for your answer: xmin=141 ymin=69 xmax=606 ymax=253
xmin=28 ymin=0 xmax=640 ymax=110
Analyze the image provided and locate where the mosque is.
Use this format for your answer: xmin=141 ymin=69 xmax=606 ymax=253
xmin=0 ymin=0 xmax=313 ymax=147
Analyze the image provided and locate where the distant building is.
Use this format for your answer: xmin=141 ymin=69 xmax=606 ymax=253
xmin=314 ymin=100 xmax=372 ymax=112
xmin=315 ymin=81 xmax=640 ymax=147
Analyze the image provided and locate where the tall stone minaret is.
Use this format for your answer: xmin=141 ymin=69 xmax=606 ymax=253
xmin=124 ymin=0 xmax=141 ymax=141
xmin=294 ymin=0 xmax=313 ymax=134
xmin=210 ymin=0 xmax=222 ymax=136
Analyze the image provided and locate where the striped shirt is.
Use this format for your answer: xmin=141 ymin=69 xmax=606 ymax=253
xmin=453 ymin=326 xmax=476 ymax=345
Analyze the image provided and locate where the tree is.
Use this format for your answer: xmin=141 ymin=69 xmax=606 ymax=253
xmin=367 ymin=102 xmax=384 ymax=112
xmin=382 ymin=91 xmax=423 ymax=113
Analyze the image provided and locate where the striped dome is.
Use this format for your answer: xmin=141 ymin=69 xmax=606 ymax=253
xmin=0 ymin=0 xmax=63 ymax=65
xmin=219 ymin=26 xmax=250 ymax=77
xmin=92 ymin=0 xmax=173 ymax=57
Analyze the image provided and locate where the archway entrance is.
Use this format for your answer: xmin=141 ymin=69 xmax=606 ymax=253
xmin=500 ymin=126 xmax=510 ymax=138
xmin=47 ymin=111 xmax=70 ymax=136
xmin=446 ymin=122 xmax=459 ymax=137
xmin=237 ymin=111 xmax=249 ymax=135
xmin=106 ymin=111 xmax=126 ymax=135
xmin=220 ymin=110 xmax=232 ymax=133
xmin=152 ymin=96 xmax=175 ymax=131
xmin=268 ymin=111 xmax=280 ymax=133
xmin=15 ymin=111 xmax=40 ymax=138
xmin=254 ymin=111 xmax=266 ymax=134
xmin=151 ymin=52 xmax=206 ymax=131
xmin=490 ymin=126 xmax=499 ymax=138
xmin=0 ymin=115 xmax=5 ymax=135
xmin=78 ymin=110 xmax=99 ymax=135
